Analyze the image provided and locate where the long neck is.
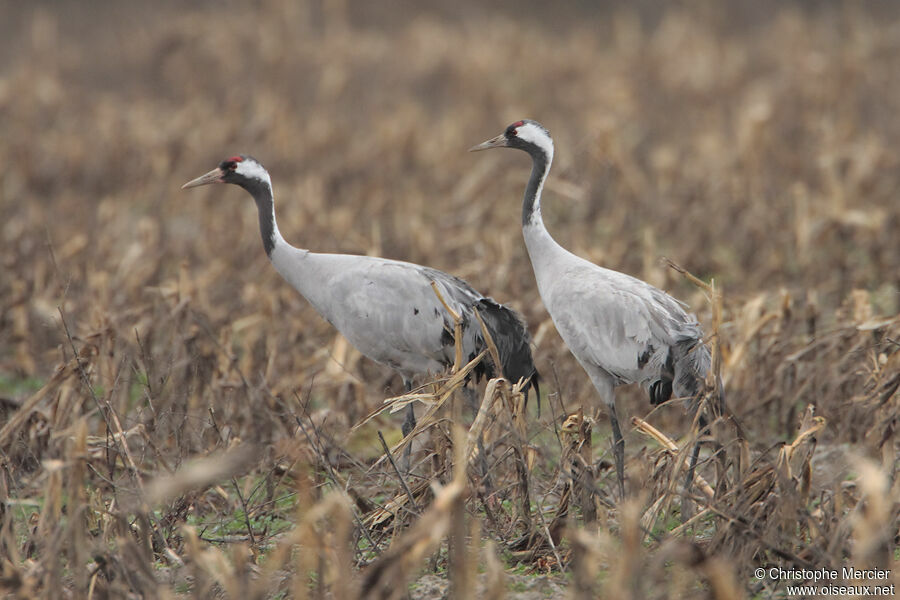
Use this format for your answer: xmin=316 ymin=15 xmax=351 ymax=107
xmin=238 ymin=178 xmax=324 ymax=310
xmin=240 ymin=178 xmax=283 ymax=257
xmin=522 ymin=148 xmax=551 ymax=227
xmin=521 ymin=146 xmax=569 ymax=287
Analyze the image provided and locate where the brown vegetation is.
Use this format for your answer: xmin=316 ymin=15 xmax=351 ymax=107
xmin=1 ymin=1 xmax=898 ymax=598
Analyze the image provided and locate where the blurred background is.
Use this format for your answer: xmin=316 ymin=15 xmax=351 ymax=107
xmin=4 ymin=0 xmax=899 ymax=377
xmin=3 ymin=0 xmax=899 ymax=426
xmin=1 ymin=1 xmax=899 ymax=596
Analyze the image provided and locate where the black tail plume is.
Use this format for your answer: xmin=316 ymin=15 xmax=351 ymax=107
xmin=475 ymin=298 xmax=540 ymax=413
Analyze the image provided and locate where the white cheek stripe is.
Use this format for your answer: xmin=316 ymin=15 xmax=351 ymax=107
xmin=516 ymin=123 xmax=555 ymax=160
xmin=236 ymin=160 xmax=272 ymax=186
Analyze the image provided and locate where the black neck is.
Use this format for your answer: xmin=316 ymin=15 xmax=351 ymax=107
xmin=239 ymin=179 xmax=277 ymax=256
xmin=522 ymin=148 xmax=549 ymax=227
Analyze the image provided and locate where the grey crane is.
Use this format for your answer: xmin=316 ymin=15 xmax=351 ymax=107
xmin=471 ymin=121 xmax=716 ymax=497
xmin=182 ymin=155 xmax=539 ymax=468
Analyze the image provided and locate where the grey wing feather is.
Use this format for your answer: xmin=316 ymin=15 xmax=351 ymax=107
xmin=311 ymin=258 xmax=461 ymax=375
xmin=308 ymin=257 xmax=537 ymax=389
xmin=547 ymin=265 xmax=707 ymax=397
xmin=269 ymin=252 xmax=538 ymax=392
xmin=422 ymin=267 xmax=539 ymax=392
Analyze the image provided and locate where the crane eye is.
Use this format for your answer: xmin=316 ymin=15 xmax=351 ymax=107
xmin=227 ymin=162 xmax=238 ymax=171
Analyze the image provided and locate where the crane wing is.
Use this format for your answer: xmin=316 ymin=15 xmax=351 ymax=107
xmin=545 ymin=264 xmax=701 ymax=385
xmin=295 ymin=254 xmax=536 ymax=386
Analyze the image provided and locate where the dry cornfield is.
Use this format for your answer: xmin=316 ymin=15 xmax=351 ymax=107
xmin=1 ymin=1 xmax=899 ymax=598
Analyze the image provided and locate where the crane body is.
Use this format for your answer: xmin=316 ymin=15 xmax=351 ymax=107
xmin=472 ymin=121 xmax=712 ymax=496
xmin=183 ymin=155 xmax=538 ymax=468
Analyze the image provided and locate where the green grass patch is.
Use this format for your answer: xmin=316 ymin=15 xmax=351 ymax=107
xmin=0 ymin=373 xmax=44 ymax=397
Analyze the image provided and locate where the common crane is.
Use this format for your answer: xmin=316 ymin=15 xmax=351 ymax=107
xmin=471 ymin=121 xmax=715 ymax=497
xmin=182 ymin=155 xmax=539 ymax=467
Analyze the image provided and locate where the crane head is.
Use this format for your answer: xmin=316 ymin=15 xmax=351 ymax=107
xmin=182 ymin=155 xmax=271 ymax=190
xmin=469 ymin=120 xmax=554 ymax=159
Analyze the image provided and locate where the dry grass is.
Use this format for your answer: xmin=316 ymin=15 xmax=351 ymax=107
xmin=1 ymin=1 xmax=899 ymax=598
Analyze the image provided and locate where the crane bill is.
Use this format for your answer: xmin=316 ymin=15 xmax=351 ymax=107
xmin=468 ymin=133 xmax=507 ymax=152
xmin=182 ymin=168 xmax=225 ymax=189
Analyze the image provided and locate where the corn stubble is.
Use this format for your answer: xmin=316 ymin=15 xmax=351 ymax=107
xmin=1 ymin=1 xmax=899 ymax=598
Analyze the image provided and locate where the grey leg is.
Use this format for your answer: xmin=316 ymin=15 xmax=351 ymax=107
xmin=684 ymin=413 xmax=708 ymax=494
xmin=400 ymin=380 xmax=415 ymax=473
xmin=586 ymin=370 xmax=624 ymax=501
xmin=682 ymin=412 xmax=708 ymax=523
xmin=608 ymin=402 xmax=626 ymax=499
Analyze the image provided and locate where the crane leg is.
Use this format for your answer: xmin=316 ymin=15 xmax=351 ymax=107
xmin=608 ymin=403 xmax=626 ymax=500
xmin=685 ymin=414 xmax=706 ymax=491
xmin=588 ymin=371 xmax=625 ymax=499
xmin=683 ymin=412 xmax=708 ymax=521
xmin=400 ymin=380 xmax=415 ymax=473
